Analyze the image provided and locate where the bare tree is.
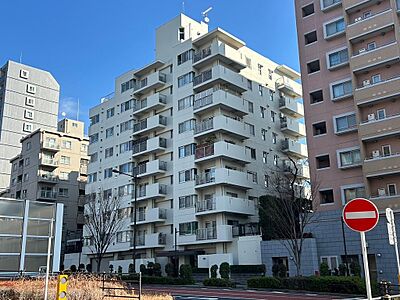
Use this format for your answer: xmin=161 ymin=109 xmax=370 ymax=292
xmin=259 ymin=156 xmax=319 ymax=276
xmin=84 ymin=190 xmax=124 ymax=273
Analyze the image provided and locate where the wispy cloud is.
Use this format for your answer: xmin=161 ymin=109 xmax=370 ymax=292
xmin=59 ymin=97 xmax=80 ymax=120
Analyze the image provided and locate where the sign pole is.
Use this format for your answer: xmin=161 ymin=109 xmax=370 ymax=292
xmin=394 ymin=233 xmax=400 ymax=286
xmin=44 ymin=218 xmax=54 ymax=300
xmin=360 ymin=231 xmax=372 ymax=300
xmin=386 ymin=208 xmax=400 ymax=285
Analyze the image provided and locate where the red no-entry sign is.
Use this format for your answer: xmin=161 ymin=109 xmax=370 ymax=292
xmin=343 ymin=198 xmax=379 ymax=232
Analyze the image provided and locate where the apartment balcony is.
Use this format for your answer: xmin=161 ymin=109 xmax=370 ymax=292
xmin=135 ymin=160 xmax=167 ymax=178
xmin=39 ymin=157 xmax=58 ymax=168
xmin=133 ymin=93 xmax=167 ymax=116
xmin=41 ymin=142 xmax=60 ymax=152
xmin=37 ymin=190 xmax=57 ymax=200
xmin=133 ymin=233 xmax=166 ymax=249
xmin=132 ymin=137 xmax=167 ymax=158
xmin=343 ymin=0 xmax=381 ymax=12
xmin=346 ymin=9 xmax=394 ymax=42
xmin=194 ymin=141 xmax=251 ymax=164
xmin=192 ymin=41 xmax=246 ymax=71
xmin=134 ymin=71 xmax=167 ymax=96
xmin=363 ymin=153 xmax=400 ymax=178
xmin=370 ymin=194 xmax=400 ymax=211
xmin=354 ymin=76 xmax=400 ymax=106
xmin=134 ymin=208 xmax=167 ymax=225
xmin=195 ymin=168 xmax=252 ymax=190
xmin=194 ymin=116 xmax=249 ymax=140
xmin=351 ymin=41 xmax=399 ymax=73
xmin=136 ymin=183 xmax=167 ymax=201
xmin=37 ymin=173 xmax=59 ymax=184
xmin=193 ymin=65 xmax=247 ymax=93
xmin=195 ymin=196 xmax=255 ymax=216
xmin=281 ymin=139 xmax=308 ymax=159
xmin=178 ymin=225 xmax=233 ymax=245
xmin=276 ymin=77 xmax=302 ymax=98
xmin=359 ymin=113 xmax=400 ymax=141
xmin=280 ymin=117 xmax=306 ymax=138
xmin=133 ymin=115 xmax=167 ymax=135
xmin=279 ymin=97 xmax=304 ymax=118
xmin=283 ymin=163 xmax=310 ymax=179
xmin=80 ymin=165 xmax=88 ymax=175
xmin=193 ymin=89 xmax=248 ymax=116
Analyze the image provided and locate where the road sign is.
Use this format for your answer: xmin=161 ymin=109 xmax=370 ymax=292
xmin=343 ymin=198 xmax=379 ymax=232
xmin=342 ymin=198 xmax=380 ymax=300
xmin=386 ymin=208 xmax=400 ymax=285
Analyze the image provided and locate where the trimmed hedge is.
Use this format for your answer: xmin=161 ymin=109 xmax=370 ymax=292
xmin=230 ymin=264 xmax=266 ymax=274
xmin=248 ymin=276 xmax=369 ymax=295
xmin=203 ymin=278 xmax=235 ymax=287
xmin=121 ymin=275 xmax=194 ymax=285
xmin=192 ymin=267 xmax=209 ymax=274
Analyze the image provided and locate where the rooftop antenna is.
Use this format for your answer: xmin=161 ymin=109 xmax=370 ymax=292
xmin=202 ymin=6 xmax=213 ymax=23
xmin=77 ymin=98 xmax=80 ymax=121
xmin=19 ymin=52 xmax=23 ymax=63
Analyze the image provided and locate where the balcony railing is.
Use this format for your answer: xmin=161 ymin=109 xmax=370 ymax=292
xmin=39 ymin=190 xmax=57 ymax=199
xmin=133 ymin=94 xmax=167 ymax=112
xmin=196 ymin=199 xmax=216 ymax=212
xmin=194 ymin=118 xmax=214 ymax=134
xmin=41 ymin=158 xmax=58 ymax=166
xmin=136 ymin=208 xmax=167 ymax=222
xmin=195 ymin=144 xmax=214 ymax=160
xmin=196 ymin=227 xmax=217 ymax=240
xmin=42 ymin=142 xmax=60 ymax=150
xmin=133 ymin=115 xmax=167 ymax=133
xmin=38 ymin=173 xmax=59 ymax=182
xmin=132 ymin=138 xmax=167 ymax=155
xmin=193 ymin=93 xmax=213 ymax=110
xmin=138 ymin=184 xmax=167 ymax=197
xmin=195 ymin=172 xmax=215 ymax=185
xmin=348 ymin=8 xmax=391 ymax=26
xmin=135 ymin=161 xmax=167 ymax=176
xmin=193 ymin=47 xmax=212 ymax=63
xmin=193 ymin=69 xmax=212 ymax=86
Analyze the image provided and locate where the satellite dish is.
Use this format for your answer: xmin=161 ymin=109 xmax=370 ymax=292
xmin=202 ymin=6 xmax=213 ymax=23
xmin=204 ymin=16 xmax=210 ymax=23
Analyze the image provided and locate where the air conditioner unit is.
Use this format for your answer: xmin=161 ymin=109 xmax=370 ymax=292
xmin=363 ymin=80 xmax=370 ymax=86
xmin=368 ymin=113 xmax=375 ymax=121
xmin=378 ymin=188 xmax=386 ymax=197
xmin=355 ymin=17 xmax=362 ymax=22
xmin=372 ymin=150 xmax=380 ymax=158
xmin=359 ymin=48 xmax=366 ymax=54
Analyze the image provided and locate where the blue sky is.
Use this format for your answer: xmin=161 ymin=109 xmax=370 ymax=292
xmin=1 ymin=0 xmax=299 ymax=128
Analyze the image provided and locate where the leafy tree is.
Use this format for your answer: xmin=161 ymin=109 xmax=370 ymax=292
xmin=210 ymin=264 xmax=218 ymax=279
xmin=320 ymin=262 xmax=330 ymax=276
xmin=179 ymin=264 xmax=192 ymax=280
xmin=86 ymin=264 xmax=92 ymax=273
xmin=154 ymin=263 xmax=162 ymax=277
xmin=128 ymin=263 xmax=135 ymax=275
xmin=70 ymin=265 xmax=77 ymax=273
xmin=219 ymin=262 xmax=230 ymax=279
xmin=165 ymin=263 xmax=175 ymax=277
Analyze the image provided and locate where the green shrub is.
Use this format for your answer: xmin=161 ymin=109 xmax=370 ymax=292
xmin=220 ymin=262 xmax=230 ymax=279
xmin=248 ymin=277 xmax=282 ymax=289
xmin=192 ymin=267 xmax=208 ymax=273
xmin=86 ymin=264 xmax=92 ymax=273
xmin=154 ymin=263 xmax=162 ymax=277
xmin=117 ymin=266 xmax=123 ymax=275
xmin=140 ymin=264 xmax=147 ymax=275
xmin=272 ymin=264 xmax=279 ymax=277
xmin=165 ymin=262 xmax=175 ymax=277
xmin=230 ymin=264 xmax=266 ymax=274
xmin=128 ymin=263 xmax=135 ymax=275
xmin=350 ymin=262 xmax=361 ymax=277
xmin=179 ymin=264 xmax=192 ymax=280
xmin=147 ymin=262 xmax=155 ymax=276
xmin=203 ymin=278 xmax=235 ymax=287
xmin=121 ymin=275 xmax=194 ymax=285
xmin=247 ymin=276 xmax=367 ymax=295
xmin=320 ymin=262 xmax=330 ymax=276
xmin=109 ymin=264 xmax=114 ymax=273
xmin=70 ymin=265 xmax=77 ymax=273
xmin=278 ymin=264 xmax=287 ymax=278
xmin=338 ymin=264 xmax=347 ymax=276
xmin=78 ymin=263 xmax=85 ymax=272
xmin=210 ymin=264 xmax=218 ymax=278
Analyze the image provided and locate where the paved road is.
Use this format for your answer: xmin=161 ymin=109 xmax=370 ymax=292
xmin=143 ymin=286 xmax=362 ymax=300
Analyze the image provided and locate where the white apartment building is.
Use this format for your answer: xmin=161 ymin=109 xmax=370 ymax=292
xmin=0 ymin=61 xmax=60 ymax=192
xmin=84 ymin=14 xmax=306 ymax=272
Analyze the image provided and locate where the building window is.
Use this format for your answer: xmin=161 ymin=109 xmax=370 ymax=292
xmin=23 ymin=173 xmax=29 ymax=182
xmin=178 ymin=169 xmax=197 ymax=183
xmin=335 ymin=113 xmax=357 ymax=134
xmin=248 ymin=101 xmax=254 ymax=113
xmin=104 ymin=168 xmax=113 ymax=179
xmin=388 ymin=184 xmax=397 ymax=196
xmin=105 ymin=147 xmax=114 ymax=158
xmin=23 ymin=123 xmax=33 ymax=132
xmin=305 ymin=31 xmax=317 ymax=45
xmin=324 ymin=18 xmax=345 ymax=38
xmin=121 ymin=99 xmax=134 ymax=113
xmin=320 ymin=189 xmax=334 ymax=205
xmin=321 ymin=0 xmax=342 ymax=10
xmin=246 ymin=123 xmax=255 ymax=136
xmin=178 ymin=72 xmax=194 ymax=88
xmin=302 ymin=3 xmax=315 ymax=17
xmin=328 ymin=48 xmax=349 ymax=69
xmin=247 ymin=80 xmax=253 ymax=90
xmin=260 ymin=106 xmax=266 ymax=118
xmin=272 ymin=132 xmax=278 ymax=144
xmin=60 ymin=156 xmax=71 ymax=165
xmin=89 ymin=133 xmax=99 ymax=144
xmin=105 ymin=127 xmax=114 ymax=138
xmin=371 ymin=74 xmax=381 ymax=84
xmin=90 ymin=152 xmax=98 ymax=163
xmin=179 ymin=221 xmax=198 ymax=235
xmin=178 ymin=95 xmax=194 ymax=110
xmin=257 ymin=64 xmax=263 ymax=75
xmin=316 ymin=155 xmax=330 ymax=169
xmin=269 ymin=90 xmax=274 ymax=101
xmin=178 ymin=119 xmax=195 ymax=133
xmin=119 ymin=141 xmax=133 ymax=153
xmin=367 ymin=42 xmax=376 ymax=51
xmin=261 ymin=129 xmax=266 ymax=141
xmin=88 ymin=172 xmax=97 ymax=183
xmin=343 ymin=186 xmax=365 ymax=203
xmin=263 ymin=151 xmax=268 ymax=164
xmin=258 ymin=85 xmax=263 ymax=96
xmin=178 ymin=27 xmax=185 ymax=40
xmin=26 ymin=142 xmax=31 ymax=151
xmin=338 ymin=148 xmax=361 ymax=168
xmin=106 ymin=107 xmax=115 ymax=118
xmin=320 ymin=256 xmax=338 ymax=272
xmin=307 ymin=60 xmax=320 ymax=74
xmin=24 ymin=157 xmax=30 ymax=166
xmin=177 ymin=49 xmax=193 ymax=65
xmin=331 ymin=80 xmax=352 ymax=100
xmin=26 ymin=84 xmax=36 ymax=94
xmin=179 ymin=195 xmax=197 ymax=209
xmin=59 ymin=188 xmax=69 ymax=197
xmin=310 ymin=90 xmax=323 ymax=104
xmin=313 ymin=121 xmax=327 ymax=136
xmin=178 ymin=144 xmax=196 ymax=158
xmin=121 ymin=79 xmax=135 ymax=93
xmin=248 ymin=171 xmax=258 ymax=183
xmin=264 ymin=174 xmax=269 ymax=187
xmin=25 ymin=97 xmax=35 ymax=107
xmin=271 ymin=111 xmax=276 ymax=122
xmin=120 ymin=120 xmax=133 ymax=133
xmin=246 ymin=147 xmax=256 ymax=159
xmin=90 ymin=114 xmax=100 ymax=125
xmin=273 ymin=155 xmax=279 ymax=166
xmin=20 ymin=69 xmax=29 ymax=79
xmin=24 ymin=109 xmax=34 ymax=120
xmin=119 ymin=162 xmax=133 ymax=173
xmin=59 ymin=172 xmax=69 ymax=180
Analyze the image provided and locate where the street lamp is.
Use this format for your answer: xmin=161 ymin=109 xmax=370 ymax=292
xmin=112 ymin=167 xmax=138 ymax=273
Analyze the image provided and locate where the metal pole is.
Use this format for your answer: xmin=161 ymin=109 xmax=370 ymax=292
xmin=174 ymin=228 xmax=178 ymax=277
xmin=139 ymin=271 xmax=142 ymax=300
xmin=360 ymin=231 xmax=372 ymax=300
xmin=133 ymin=172 xmax=138 ymax=273
xmin=341 ymin=216 xmax=350 ymax=276
xmin=44 ymin=218 xmax=54 ymax=300
xmin=393 ymin=221 xmax=400 ymax=285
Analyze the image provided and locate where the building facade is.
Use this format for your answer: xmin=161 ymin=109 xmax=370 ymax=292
xmin=0 ymin=61 xmax=60 ymax=192
xmin=294 ymin=0 xmax=400 ymax=282
xmin=0 ymin=197 xmax=63 ymax=275
xmin=8 ymin=119 xmax=89 ymax=259
xmin=84 ymin=14 xmax=306 ymax=272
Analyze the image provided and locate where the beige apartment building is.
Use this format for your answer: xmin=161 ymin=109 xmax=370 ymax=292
xmin=9 ymin=119 xmax=89 ymax=257
xmin=83 ymin=13 xmax=307 ymax=272
xmin=294 ymin=0 xmax=400 ymax=282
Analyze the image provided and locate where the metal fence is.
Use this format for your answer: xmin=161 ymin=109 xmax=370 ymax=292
xmin=101 ymin=272 xmax=142 ymax=299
